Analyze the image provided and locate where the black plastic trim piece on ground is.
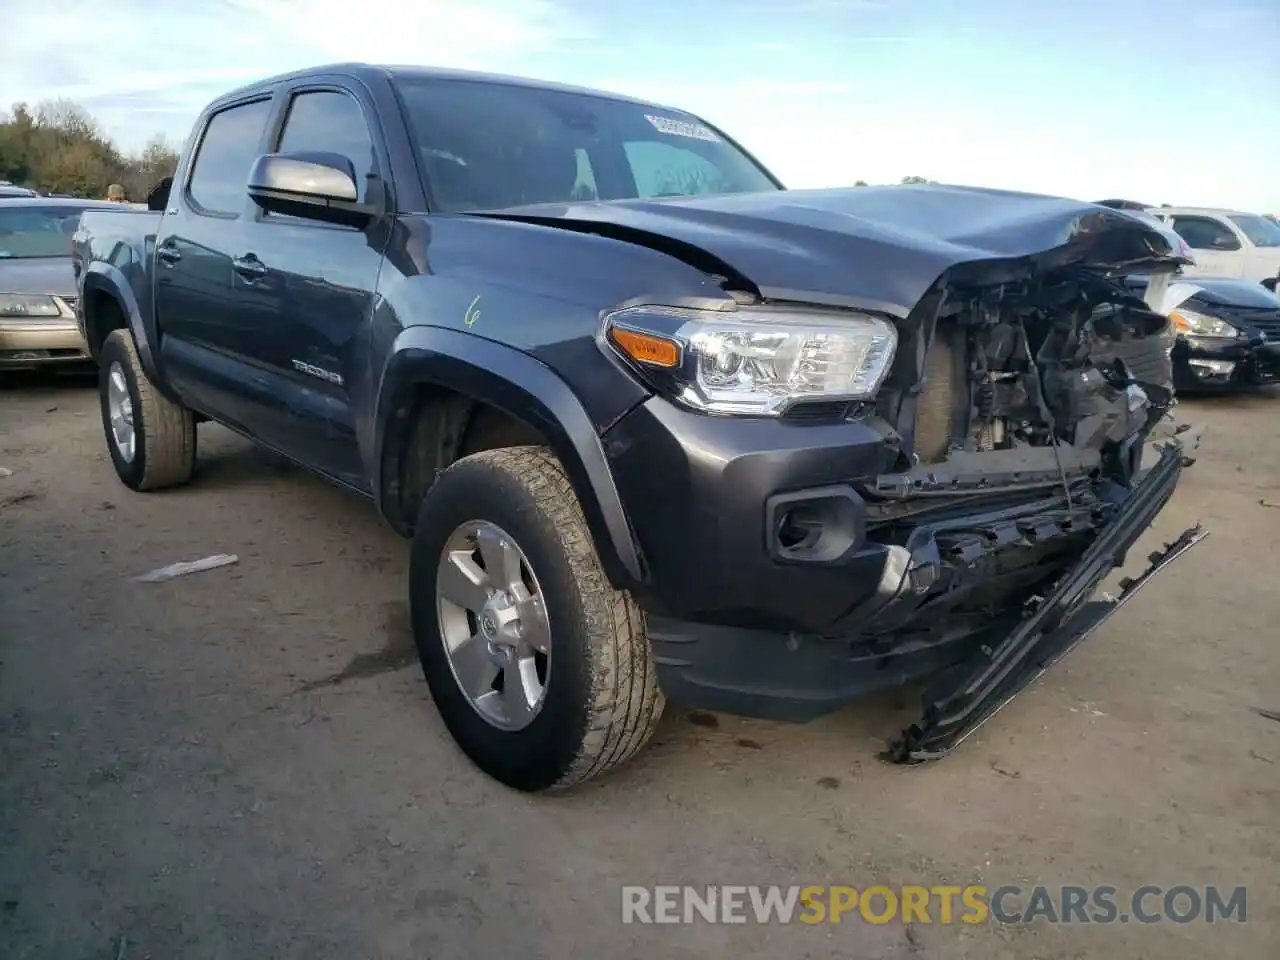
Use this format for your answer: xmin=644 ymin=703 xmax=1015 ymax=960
xmin=886 ymin=444 xmax=1207 ymax=764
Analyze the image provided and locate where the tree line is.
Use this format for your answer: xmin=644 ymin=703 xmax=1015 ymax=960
xmin=0 ymin=99 xmax=180 ymax=202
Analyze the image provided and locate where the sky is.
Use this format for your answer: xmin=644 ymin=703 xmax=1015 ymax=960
xmin=2 ymin=0 xmax=1277 ymax=211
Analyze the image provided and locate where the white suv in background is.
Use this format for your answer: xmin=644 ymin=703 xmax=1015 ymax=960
xmin=1150 ymin=207 xmax=1280 ymax=288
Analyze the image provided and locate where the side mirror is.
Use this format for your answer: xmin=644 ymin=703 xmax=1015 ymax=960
xmin=147 ymin=175 xmax=172 ymax=211
xmin=1210 ymin=234 xmax=1240 ymax=251
xmin=247 ymin=152 xmax=375 ymax=227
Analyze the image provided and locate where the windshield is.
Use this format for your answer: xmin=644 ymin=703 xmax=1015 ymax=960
xmin=1228 ymin=214 xmax=1280 ymax=248
xmin=394 ymin=77 xmax=781 ymax=212
xmin=0 ymin=206 xmax=89 ymax=258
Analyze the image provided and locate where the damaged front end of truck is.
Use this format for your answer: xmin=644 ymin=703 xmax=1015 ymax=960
xmin=498 ymin=187 xmax=1207 ymax=760
xmin=837 ymin=205 xmax=1207 ymax=761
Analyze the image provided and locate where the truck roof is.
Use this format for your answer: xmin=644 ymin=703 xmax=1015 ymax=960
xmin=212 ymin=62 xmax=677 ymax=114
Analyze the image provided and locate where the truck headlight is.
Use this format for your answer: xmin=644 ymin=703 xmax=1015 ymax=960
xmin=1169 ymin=307 xmax=1239 ymax=339
xmin=603 ymin=304 xmax=897 ymax=416
xmin=0 ymin=293 xmax=61 ymax=318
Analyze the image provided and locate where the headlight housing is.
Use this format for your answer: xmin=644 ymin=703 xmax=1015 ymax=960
xmin=0 ymin=293 xmax=61 ymax=318
xmin=1169 ymin=307 xmax=1239 ymax=339
xmin=603 ymin=304 xmax=898 ymax=416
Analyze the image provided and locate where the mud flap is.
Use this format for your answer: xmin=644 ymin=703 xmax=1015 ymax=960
xmin=887 ymin=445 xmax=1206 ymax=764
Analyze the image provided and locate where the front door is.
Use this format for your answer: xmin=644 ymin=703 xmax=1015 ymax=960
xmin=229 ymin=83 xmax=389 ymax=490
xmin=1168 ymin=215 xmax=1243 ymax=279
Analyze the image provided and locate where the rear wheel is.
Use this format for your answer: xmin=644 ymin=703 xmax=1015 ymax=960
xmin=410 ymin=446 xmax=664 ymax=791
xmin=99 ymin=329 xmax=196 ymax=491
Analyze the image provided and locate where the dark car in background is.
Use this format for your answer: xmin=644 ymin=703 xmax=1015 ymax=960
xmin=0 ymin=197 xmax=117 ymax=370
xmin=1127 ymin=274 xmax=1280 ymax=390
xmin=1095 ymin=201 xmax=1280 ymax=391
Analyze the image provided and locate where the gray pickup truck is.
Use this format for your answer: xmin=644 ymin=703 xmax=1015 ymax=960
xmin=73 ymin=63 xmax=1204 ymax=791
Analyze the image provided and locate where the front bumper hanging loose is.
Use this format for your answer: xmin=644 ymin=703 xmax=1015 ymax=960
xmin=887 ymin=443 xmax=1207 ymax=764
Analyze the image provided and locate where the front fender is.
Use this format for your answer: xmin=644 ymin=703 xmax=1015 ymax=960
xmin=80 ymin=261 xmax=175 ymax=401
xmin=374 ymin=326 xmax=645 ymax=588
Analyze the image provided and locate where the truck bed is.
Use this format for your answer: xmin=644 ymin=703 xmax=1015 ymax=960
xmin=75 ymin=207 xmax=164 ymax=260
xmin=72 ymin=209 xmax=164 ymax=289
xmin=72 ymin=207 xmax=165 ymax=363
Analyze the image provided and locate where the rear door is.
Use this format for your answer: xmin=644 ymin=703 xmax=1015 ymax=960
xmin=228 ymin=80 xmax=389 ymax=490
xmin=1168 ymin=214 xmax=1244 ymax=279
xmin=153 ymin=94 xmax=276 ymax=432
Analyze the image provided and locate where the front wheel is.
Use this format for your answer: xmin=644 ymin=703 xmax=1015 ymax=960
xmin=410 ymin=446 xmax=664 ymax=792
xmin=99 ymin=329 xmax=196 ymax=491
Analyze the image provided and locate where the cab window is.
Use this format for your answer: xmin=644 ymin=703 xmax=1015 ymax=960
xmin=1170 ymin=216 xmax=1241 ymax=251
xmin=273 ymin=90 xmax=378 ymax=205
xmin=187 ymin=99 xmax=272 ymax=216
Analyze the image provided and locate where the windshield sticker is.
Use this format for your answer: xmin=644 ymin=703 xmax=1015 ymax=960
xmin=644 ymin=115 xmax=722 ymax=143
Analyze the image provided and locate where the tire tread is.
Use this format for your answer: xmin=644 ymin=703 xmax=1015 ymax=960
xmin=462 ymin=446 xmax=664 ymax=790
xmin=104 ymin=329 xmax=195 ymax=490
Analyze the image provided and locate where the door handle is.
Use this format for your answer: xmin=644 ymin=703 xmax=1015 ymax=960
xmin=232 ymin=254 xmax=267 ymax=280
xmin=157 ymin=245 xmax=181 ymax=265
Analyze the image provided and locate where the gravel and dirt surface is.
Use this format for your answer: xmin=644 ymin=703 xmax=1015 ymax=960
xmin=2 ymin=370 xmax=1277 ymax=959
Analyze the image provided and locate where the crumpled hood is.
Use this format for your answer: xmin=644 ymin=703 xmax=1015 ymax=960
xmin=0 ymin=257 xmax=76 ymax=298
xmin=487 ymin=184 xmax=1191 ymax=317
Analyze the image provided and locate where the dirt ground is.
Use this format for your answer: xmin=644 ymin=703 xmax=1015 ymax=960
xmin=1 ymin=369 xmax=1276 ymax=960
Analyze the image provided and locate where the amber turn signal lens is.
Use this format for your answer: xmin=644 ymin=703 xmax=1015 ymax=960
xmin=609 ymin=327 xmax=681 ymax=368
xmin=1169 ymin=310 xmax=1190 ymax=333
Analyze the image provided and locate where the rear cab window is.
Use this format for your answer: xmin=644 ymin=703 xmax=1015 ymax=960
xmin=186 ymin=98 xmax=274 ymax=216
xmin=394 ymin=77 xmax=779 ymax=211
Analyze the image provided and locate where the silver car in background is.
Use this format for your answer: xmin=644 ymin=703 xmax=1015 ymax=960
xmin=0 ymin=197 xmax=116 ymax=370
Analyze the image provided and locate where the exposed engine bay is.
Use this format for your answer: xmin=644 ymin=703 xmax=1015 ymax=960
xmin=869 ymin=269 xmax=1178 ymax=511
xmin=838 ymin=268 xmax=1188 ymax=650
xmin=872 ymin=274 xmax=1200 ymax=763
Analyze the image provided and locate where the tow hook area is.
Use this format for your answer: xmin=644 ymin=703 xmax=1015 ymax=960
xmin=886 ymin=445 xmax=1207 ymax=764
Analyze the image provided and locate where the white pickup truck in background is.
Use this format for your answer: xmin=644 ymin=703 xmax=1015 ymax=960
xmin=1150 ymin=206 xmax=1280 ymax=288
